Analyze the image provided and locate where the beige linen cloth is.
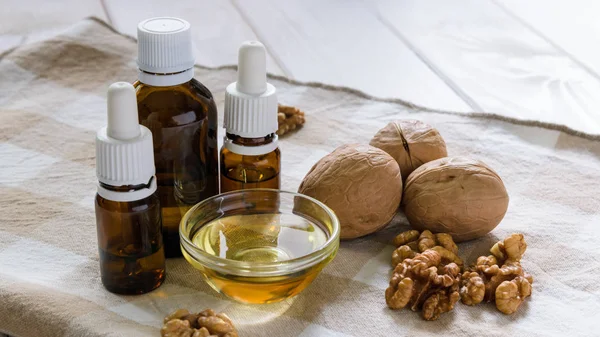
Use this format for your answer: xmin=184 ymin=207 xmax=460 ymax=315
xmin=1 ymin=18 xmax=599 ymax=337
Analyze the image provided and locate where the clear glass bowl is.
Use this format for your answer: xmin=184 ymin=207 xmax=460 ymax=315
xmin=180 ymin=189 xmax=340 ymax=304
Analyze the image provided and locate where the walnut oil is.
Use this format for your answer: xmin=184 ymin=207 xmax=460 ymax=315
xmin=95 ymin=185 xmax=165 ymax=294
xmin=221 ymin=41 xmax=280 ymax=193
xmin=220 ymin=134 xmax=280 ymax=192
xmin=135 ymin=18 xmax=219 ymax=257
xmin=187 ymin=214 xmax=330 ymax=303
xmin=95 ymin=82 xmax=165 ymax=294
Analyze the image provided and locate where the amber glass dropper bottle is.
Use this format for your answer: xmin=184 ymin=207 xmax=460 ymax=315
xmin=95 ymin=82 xmax=165 ymax=294
xmin=221 ymin=41 xmax=280 ymax=193
xmin=134 ymin=18 xmax=219 ymax=257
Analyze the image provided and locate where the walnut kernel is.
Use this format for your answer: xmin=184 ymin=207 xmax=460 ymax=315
xmin=392 ymin=230 xmax=420 ymax=246
xmin=391 ymin=229 xmax=463 ymax=267
xmin=161 ymin=319 xmax=193 ymax=337
xmin=162 ymin=309 xmax=238 ymax=337
xmin=277 ymin=104 xmax=305 ymax=136
xmin=460 ymin=234 xmax=533 ymax=314
xmin=386 ymin=249 xmax=461 ymax=320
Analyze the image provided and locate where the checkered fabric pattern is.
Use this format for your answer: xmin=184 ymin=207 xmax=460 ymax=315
xmin=1 ymin=18 xmax=599 ymax=337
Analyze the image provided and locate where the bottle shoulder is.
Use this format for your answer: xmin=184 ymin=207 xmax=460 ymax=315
xmin=134 ymin=79 xmax=215 ymax=101
xmin=134 ymin=79 xmax=217 ymax=126
xmin=188 ymin=78 xmax=215 ymax=100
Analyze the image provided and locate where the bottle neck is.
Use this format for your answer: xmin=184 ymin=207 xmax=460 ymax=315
xmin=138 ymin=68 xmax=193 ymax=87
xmin=223 ymin=132 xmax=279 ymax=156
xmin=97 ymin=177 xmax=157 ymax=202
xmin=226 ymin=133 xmax=276 ymax=146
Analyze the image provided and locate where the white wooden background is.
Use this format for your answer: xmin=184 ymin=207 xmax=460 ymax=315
xmin=2 ymin=0 xmax=600 ymax=134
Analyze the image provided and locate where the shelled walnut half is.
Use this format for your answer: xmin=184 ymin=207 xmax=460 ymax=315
xmin=460 ymin=234 xmax=533 ymax=315
xmin=277 ymin=104 xmax=305 ymax=136
xmin=161 ymin=308 xmax=238 ymax=337
xmin=386 ymin=249 xmax=461 ymax=321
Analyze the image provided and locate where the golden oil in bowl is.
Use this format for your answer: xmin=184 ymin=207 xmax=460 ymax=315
xmin=191 ymin=214 xmax=328 ymax=263
xmin=180 ymin=189 xmax=340 ymax=304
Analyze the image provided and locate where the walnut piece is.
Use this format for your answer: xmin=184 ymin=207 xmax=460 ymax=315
xmin=435 ymin=233 xmax=458 ymax=255
xmin=192 ymin=328 xmax=212 ymax=337
xmin=391 ymin=245 xmax=416 ymax=267
xmin=197 ymin=316 xmax=235 ymax=335
xmin=459 ymin=272 xmax=485 ymax=306
xmin=491 ymin=233 xmax=527 ymax=262
xmin=391 ymin=230 xmax=463 ymax=267
xmin=417 ymin=230 xmax=436 ymax=252
xmin=431 ymin=246 xmax=463 ymax=268
xmin=277 ymin=104 xmax=305 ymax=136
xmin=460 ymin=234 xmax=533 ymax=314
xmin=392 ymin=230 xmax=420 ymax=246
xmin=496 ymin=276 xmax=532 ymax=314
xmin=161 ymin=319 xmax=194 ymax=337
xmin=162 ymin=309 xmax=238 ymax=337
xmin=405 ymin=240 xmax=418 ymax=251
xmin=386 ymin=249 xmax=461 ymax=320
xmin=422 ymin=288 xmax=460 ymax=321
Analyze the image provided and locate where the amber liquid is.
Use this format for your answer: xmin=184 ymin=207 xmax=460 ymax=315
xmin=135 ymin=79 xmax=219 ymax=257
xmin=186 ymin=213 xmax=332 ymax=303
xmin=95 ymin=193 xmax=165 ymax=294
xmin=220 ymin=134 xmax=280 ymax=193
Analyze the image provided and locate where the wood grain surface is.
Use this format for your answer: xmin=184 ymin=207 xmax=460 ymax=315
xmin=2 ymin=0 xmax=600 ymax=134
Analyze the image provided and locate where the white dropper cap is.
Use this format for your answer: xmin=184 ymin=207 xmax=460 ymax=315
xmin=223 ymin=41 xmax=278 ymax=145
xmin=136 ymin=17 xmax=195 ymax=86
xmin=96 ymin=82 xmax=156 ymax=202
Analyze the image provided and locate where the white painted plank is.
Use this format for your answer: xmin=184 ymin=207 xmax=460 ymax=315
xmin=496 ymin=0 xmax=600 ymax=77
xmin=232 ymin=0 xmax=472 ymax=112
xmin=103 ymin=0 xmax=284 ymax=75
xmin=372 ymin=0 xmax=600 ymax=134
xmin=0 ymin=0 xmax=107 ymax=53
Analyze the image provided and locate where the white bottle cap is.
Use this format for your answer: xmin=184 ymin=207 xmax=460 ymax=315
xmin=137 ymin=17 xmax=195 ymax=86
xmin=224 ymin=41 xmax=278 ymax=141
xmin=96 ymin=82 xmax=157 ymax=202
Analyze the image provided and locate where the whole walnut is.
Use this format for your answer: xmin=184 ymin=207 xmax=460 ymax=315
xmin=370 ymin=120 xmax=447 ymax=181
xmin=299 ymin=144 xmax=402 ymax=239
xmin=402 ymin=157 xmax=509 ymax=242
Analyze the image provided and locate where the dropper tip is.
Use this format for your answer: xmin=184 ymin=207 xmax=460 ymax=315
xmin=107 ymin=82 xmax=140 ymax=141
xmin=236 ymin=41 xmax=267 ymax=95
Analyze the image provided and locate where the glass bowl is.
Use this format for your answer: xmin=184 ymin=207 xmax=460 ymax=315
xmin=180 ymin=189 xmax=340 ymax=304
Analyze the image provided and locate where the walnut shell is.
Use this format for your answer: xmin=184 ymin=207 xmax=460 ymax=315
xmin=370 ymin=120 xmax=447 ymax=181
xmin=402 ymin=157 xmax=508 ymax=242
xmin=298 ymin=144 xmax=402 ymax=239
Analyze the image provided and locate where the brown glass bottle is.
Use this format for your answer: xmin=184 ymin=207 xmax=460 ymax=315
xmin=221 ymin=133 xmax=281 ymax=193
xmin=95 ymin=183 xmax=165 ymax=294
xmin=134 ymin=79 xmax=219 ymax=257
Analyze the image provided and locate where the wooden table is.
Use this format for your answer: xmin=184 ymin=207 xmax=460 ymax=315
xmin=3 ymin=0 xmax=600 ymax=135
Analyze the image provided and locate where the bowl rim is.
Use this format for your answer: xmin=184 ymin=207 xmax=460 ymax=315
xmin=179 ymin=188 xmax=340 ymax=276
